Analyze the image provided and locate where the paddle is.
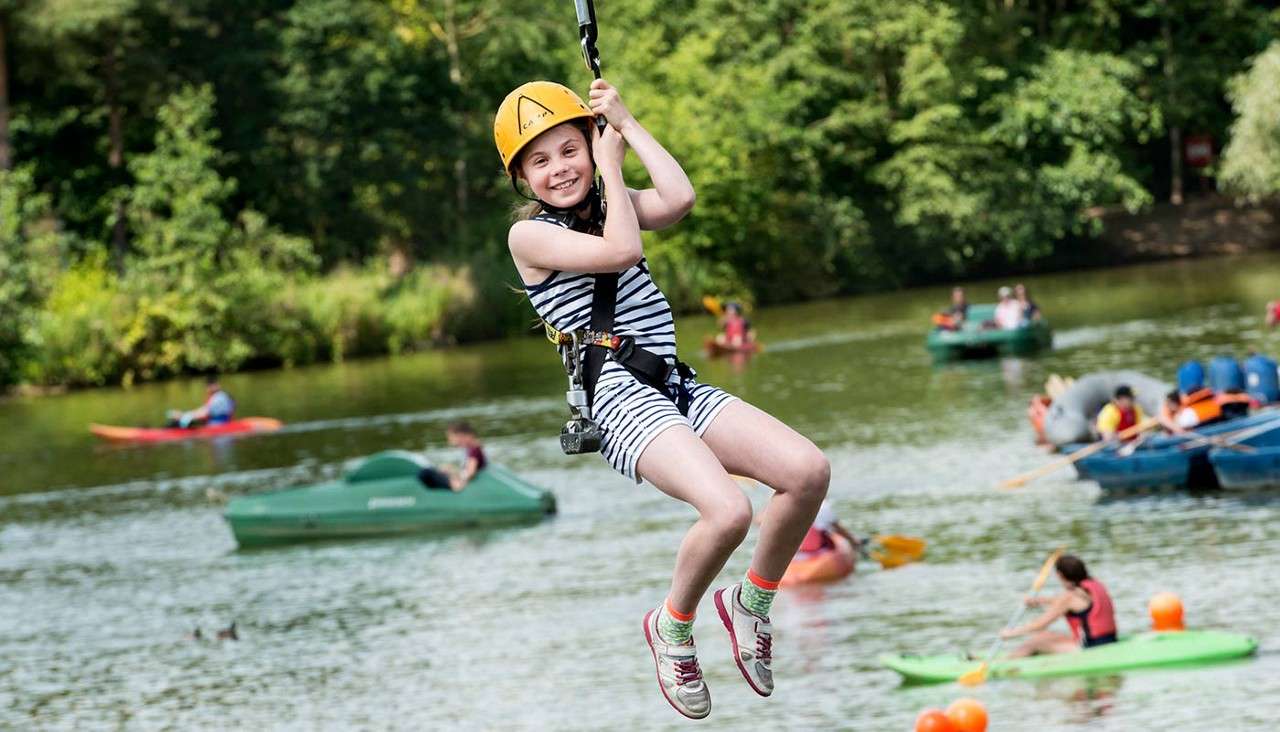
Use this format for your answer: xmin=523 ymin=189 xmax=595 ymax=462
xmin=702 ymin=295 xmax=725 ymax=317
xmin=861 ymin=534 xmax=927 ymax=569
xmin=729 ymin=476 xmax=925 ymax=569
xmin=1173 ymin=417 xmax=1280 ymax=452
xmin=999 ymin=417 xmax=1159 ymax=490
xmin=957 ymin=547 xmax=1064 ymax=686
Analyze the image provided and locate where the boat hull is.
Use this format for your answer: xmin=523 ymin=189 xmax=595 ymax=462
xmin=780 ymin=534 xmax=857 ymax=587
xmin=224 ymin=453 xmax=555 ymax=547
xmin=90 ymin=417 xmax=283 ymax=443
xmin=881 ymin=630 xmax=1257 ymax=684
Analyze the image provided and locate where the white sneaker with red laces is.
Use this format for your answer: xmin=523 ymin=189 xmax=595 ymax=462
xmin=643 ymin=608 xmax=711 ymax=719
xmin=713 ymin=584 xmax=774 ymax=696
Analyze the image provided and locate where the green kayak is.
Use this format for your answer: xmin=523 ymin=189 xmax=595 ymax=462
xmin=880 ymin=630 xmax=1257 ymax=684
xmin=926 ymin=303 xmax=1052 ymax=360
xmin=224 ymin=450 xmax=556 ymax=547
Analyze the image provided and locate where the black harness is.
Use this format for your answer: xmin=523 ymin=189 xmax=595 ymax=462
xmin=533 ymin=188 xmax=694 ymax=418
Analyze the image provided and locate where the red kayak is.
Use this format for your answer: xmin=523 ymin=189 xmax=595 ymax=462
xmin=89 ymin=417 xmax=283 ymax=443
xmin=703 ymin=337 xmax=762 ymax=357
xmin=780 ymin=534 xmax=857 ymax=588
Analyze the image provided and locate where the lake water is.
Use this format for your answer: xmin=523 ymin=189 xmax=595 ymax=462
xmin=4 ymin=253 xmax=1280 ymax=730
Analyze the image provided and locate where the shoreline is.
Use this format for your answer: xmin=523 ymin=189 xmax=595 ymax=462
xmin=6 ymin=194 xmax=1278 ymax=401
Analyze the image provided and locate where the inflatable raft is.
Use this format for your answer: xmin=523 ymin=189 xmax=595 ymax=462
xmin=1074 ymin=412 xmax=1280 ymax=491
xmin=1209 ymin=444 xmax=1280 ymax=490
xmin=881 ymin=630 xmax=1257 ymax=684
xmin=1040 ymin=371 xmax=1169 ymax=447
xmin=779 ymin=534 xmax=857 ymax=587
xmin=90 ymin=417 xmax=283 ymax=443
xmin=926 ymin=304 xmax=1052 ymax=361
xmin=224 ymin=450 xmax=556 ymax=547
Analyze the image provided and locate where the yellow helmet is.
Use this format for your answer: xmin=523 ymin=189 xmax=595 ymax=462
xmin=494 ymin=81 xmax=594 ymax=174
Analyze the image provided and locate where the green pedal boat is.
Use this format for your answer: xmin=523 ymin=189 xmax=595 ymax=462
xmin=926 ymin=303 xmax=1052 ymax=360
xmin=224 ymin=450 xmax=556 ymax=547
xmin=881 ymin=630 xmax=1257 ymax=684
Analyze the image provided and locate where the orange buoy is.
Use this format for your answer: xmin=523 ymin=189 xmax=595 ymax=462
xmin=915 ymin=708 xmax=958 ymax=732
xmin=945 ymin=698 xmax=989 ymax=732
xmin=1149 ymin=591 xmax=1185 ymax=631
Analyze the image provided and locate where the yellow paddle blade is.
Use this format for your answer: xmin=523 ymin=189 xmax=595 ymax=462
xmin=873 ymin=535 xmax=926 ymax=558
xmin=701 ymin=295 xmax=724 ymax=317
xmin=957 ymin=662 xmax=989 ymax=686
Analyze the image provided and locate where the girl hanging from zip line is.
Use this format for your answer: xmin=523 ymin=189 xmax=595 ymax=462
xmin=493 ymin=79 xmax=830 ymax=719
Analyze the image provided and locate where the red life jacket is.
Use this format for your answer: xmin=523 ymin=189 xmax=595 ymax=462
xmin=1114 ymin=404 xmax=1137 ymax=434
xmin=1065 ymin=578 xmax=1117 ymax=644
xmin=797 ymin=526 xmax=834 ymax=554
xmin=724 ymin=316 xmax=747 ymax=341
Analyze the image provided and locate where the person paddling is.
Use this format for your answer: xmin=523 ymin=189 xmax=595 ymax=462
xmin=794 ymin=499 xmax=861 ymax=558
xmin=715 ymin=302 xmax=755 ymax=349
xmin=494 ymin=79 xmax=829 ymax=719
xmin=1095 ymin=385 xmax=1145 ymax=441
xmin=166 ymin=376 xmax=235 ymax=429
xmin=1000 ymin=554 xmax=1117 ymax=657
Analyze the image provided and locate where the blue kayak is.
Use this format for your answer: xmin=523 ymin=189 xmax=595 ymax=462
xmin=1073 ymin=412 xmax=1280 ymax=491
xmin=1209 ymin=444 xmax=1280 ymax=490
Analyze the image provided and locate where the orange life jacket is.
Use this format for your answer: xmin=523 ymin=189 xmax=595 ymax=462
xmin=1179 ymin=388 xmax=1222 ymax=425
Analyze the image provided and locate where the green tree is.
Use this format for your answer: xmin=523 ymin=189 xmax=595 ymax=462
xmin=1221 ymin=42 xmax=1280 ymax=201
xmin=0 ymin=165 xmax=56 ymax=383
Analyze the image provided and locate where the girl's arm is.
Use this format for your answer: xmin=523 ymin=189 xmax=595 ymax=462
xmin=1001 ymin=594 xmax=1072 ymax=638
xmin=588 ymin=80 xmax=695 ymax=230
xmin=508 ymin=123 xmax=643 ymax=279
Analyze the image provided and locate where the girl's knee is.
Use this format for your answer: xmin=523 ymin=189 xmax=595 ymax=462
xmin=788 ymin=446 xmax=830 ymax=505
xmin=705 ymin=493 xmax=752 ymax=544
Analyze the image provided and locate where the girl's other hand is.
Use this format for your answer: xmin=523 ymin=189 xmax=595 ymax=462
xmin=588 ymin=79 xmax=634 ymax=131
xmin=592 ymin=120 xmax=626 ymax=171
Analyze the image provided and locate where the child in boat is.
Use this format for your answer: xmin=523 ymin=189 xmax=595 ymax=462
xmin=495 ymin=78 xmax=829 ymax=719
xmin=715 ymin=302 xmax=754 ymax=349
xmin=931 ymin=287 xmax=968 ymax=330
xmin=166 ymin=376 xmax=235 ymax=428
xmin=417 ymin=422 xmax=487 ymax=492
xmin=794 ymin=499 xmax=861 ymax=558
xmin=1000 ymin=554 xmax=1117 ymax=657
xmin=1095 ymin=385 xmax=1145 ymax=441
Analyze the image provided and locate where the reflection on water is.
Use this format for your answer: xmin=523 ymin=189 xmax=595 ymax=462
xmin=4 ymin=254 xmax=1280 ymax=729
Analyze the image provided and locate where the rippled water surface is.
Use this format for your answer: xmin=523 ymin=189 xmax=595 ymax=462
xmin=5 ymin=254 xmax=1280 ymax=730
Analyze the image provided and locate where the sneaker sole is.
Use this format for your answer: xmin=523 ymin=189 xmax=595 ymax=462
xmin=643 ymin=610 xmax=711 ymax=719
xmin=713 ymin=588 xmax=773 ymax=697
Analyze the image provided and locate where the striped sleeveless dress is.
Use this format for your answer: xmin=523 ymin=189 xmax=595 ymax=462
xmin=523 ymin=211 xmax=736 ymax=481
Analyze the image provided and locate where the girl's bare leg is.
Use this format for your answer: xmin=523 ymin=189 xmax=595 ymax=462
xmin=700 ymin=400 xmax=830 ymax=581
xmin=1007 ymin=631 xmax=1080 ymax=658
xmin=636 ymin=424 xmax=754 ymax=612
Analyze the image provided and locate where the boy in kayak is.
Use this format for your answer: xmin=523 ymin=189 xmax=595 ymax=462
xmin=417 ymin=422 xmax=486 ymax=492
xmin=495 ymin=78 xmax=829 ymax=718
xmin=1095 ymin=385 xmax=1145 ymax=441
xmin=714 ymin=302 xmax=755 ymax=349
xmin=1000 ymin=554 xmax=1117 ymax=656
xmin=166 ymin=376 xmax=235 ymax=428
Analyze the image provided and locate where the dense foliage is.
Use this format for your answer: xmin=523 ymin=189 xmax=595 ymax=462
xmin=1 ymin=0 xmax=1277 ymax=386
xmin=1221 ymin=41 xmax=1280 ymax=200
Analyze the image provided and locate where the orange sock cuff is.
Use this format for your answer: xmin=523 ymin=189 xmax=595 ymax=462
xmin=746 ymin=568 xmax=781 ymax=591
xmin=665 ymin=598 xmax=696 ymax=622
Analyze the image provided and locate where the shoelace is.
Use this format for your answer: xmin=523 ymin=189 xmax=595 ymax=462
xmin=755 ymin=628 xmax=773 ymax=663
xmin=673 ymin=657 xmax=703 ymax=686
